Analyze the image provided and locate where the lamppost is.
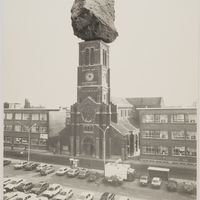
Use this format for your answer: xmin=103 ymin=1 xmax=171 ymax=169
xmin=16 ymin=121 xmax=38 ymax=162
xmin=94 ymin=124 xmax=109 ymax=174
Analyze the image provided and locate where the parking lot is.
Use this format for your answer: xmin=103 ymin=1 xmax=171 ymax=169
xmin=4 ymin=158 xmax=196 ymax=200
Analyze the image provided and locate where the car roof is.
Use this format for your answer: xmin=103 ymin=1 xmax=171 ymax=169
xmin=11 ymin=178 xmax=24 ymax=181
xmin=81 ymin=192 xmax=93 ymax=196
xmin=140 ymin=175 xmax=148 ymax=178
xmin=22 ymin=180 xmax=32 ymax=184
xmin=49 ymin=184 xmax=60 ymax=188
xmin=152 ymin=177 xmax=160 ymax=180
xmin=59 ymin=167 xmax=67 ymax=170
xmin=61 ymin=188 xmax=72 ymax=192
xmin=38 ymin=181 xmax=47 ymax=183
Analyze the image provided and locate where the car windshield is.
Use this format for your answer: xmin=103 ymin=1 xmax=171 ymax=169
xmin=79 ymin=195 xmax=86 ymax=200
xmin=153 ymin=179 xmax=159 ymax=183
xmin=140 ymin=176 xmax=147 ymax=180
xmin=10 ymin=180 xmax=18 ymax=184
xmin=48 ymin=187 xmax=55 ymax=191
xmin=34 ymin=184 xmax=42 ymax=188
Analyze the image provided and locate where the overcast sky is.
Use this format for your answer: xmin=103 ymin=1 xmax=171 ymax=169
xmin=3 ymin=0 xmax=199 ymax=108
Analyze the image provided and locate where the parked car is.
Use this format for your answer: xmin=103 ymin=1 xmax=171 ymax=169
xmin=36 ymin=163 xmax=49 ymax=172
xmin=151 ymin=177 xmax=162 ymax=188
xmin=4 ymin=191 xmax=22 ymax=200
xmin=24 ymin=194 xmax=38 ymax=200
xmin=78 ymin=168 xmax=90 ymax=179
xmin=36 ymin=197 xmax=49 ymax=200
xmin=4 ymin=160 xmax=11 ymax=166
xmin=167 ymin=179 xmax=178 ymax=192
xmin=14 ymin=161 xmax=28 ymax=170
xmin=40 ymin=166 xmax=55 ymax=176
xmin=67 ymin=168 xmax=79 ymax=177
xmin=24 ymin=162 xmax=39 ymax=171
xmin=13 ymin=192 xmax=37 ymax=200
xmin=53 ymin=188 xmax=73 ymax=200
xmin=56 ymin=167 xmax=69 ymax=176
xmin=3 ymin=177 xmax=13 ymax=187
xmin=14 ymin=180 xmax=33 ymax=192
xmin=100 ymin=192 xmax=115 ymax=200
xmin=139 ymin=175 xmax=149 ymax=186
xmin=87 ymin=172 xmax=100 ymax=182
xmin=14 ymin=150 xmax=28 ymax=157
xmin=117 ymin=196 xmax=131 ymax=200
xmin=36 ymin=197 xmax=48 ymax=200
xmin=42 ymin=184 xmax=62 ymax=198
xmin=183 ymin=181 xmax=196 ymax=194
xmin=30 ymin=181 xmax=49 ymax=195
xmin=104 ymin=176 xmax=123 ymax=186
xmin=4 ymin=178 xmax=24 ymax=192
xmin=76 ymin=192 xmax=94 ymax=200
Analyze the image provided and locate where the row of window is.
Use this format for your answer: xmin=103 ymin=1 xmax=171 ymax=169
xmin=142 ymin=130 xmax=196 ymax=140
xmin=4 ymin=124 xmax=47 ymax=133
xmin=120 ymin=109 xmax=131 ymax=118
xmin=142 ymin=114 xmax=196 ymax=123
xmin=4 ymin=137 xmax=47 ymax=146
xmin=142 ymin=146 xmax=196 ymax=157
xmin=4 ymin=113 xmax=48 ymax=121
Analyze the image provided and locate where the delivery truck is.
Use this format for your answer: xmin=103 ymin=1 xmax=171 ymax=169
xmin=105 ymin=162 xmax=135 ymax=182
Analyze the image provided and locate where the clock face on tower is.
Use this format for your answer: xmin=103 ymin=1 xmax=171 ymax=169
xmin=85 ymin=72 xmax=94 ymax=81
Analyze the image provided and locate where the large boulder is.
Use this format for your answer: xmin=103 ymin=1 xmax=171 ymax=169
xmin=71 ymin=0 xmax=118 ymax=43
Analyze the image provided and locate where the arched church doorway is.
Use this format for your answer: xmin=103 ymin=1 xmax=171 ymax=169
xmin=82 ymin=136 xmax=95 ymax=156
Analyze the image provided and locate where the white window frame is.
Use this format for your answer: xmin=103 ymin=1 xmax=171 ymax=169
xmin=14 ymin=125 xmax=21 ymax=132
xmin=186 ymin=131 xmax=196 ymax=140
xmin=22 ymin=113 xmax=30 ymax=120
xmin=142 ymin=130 xmax=168 ymax=139
xmin=186 ymin=148 xmax=196 ymax=157
xmin=171 ymin=131 xmax=185 ymax=140
xmin=40 ymin=113 xmax=47 ymax=121
xmin=154 ymin=115 xmax=168 ymax=123
xmin=172 ymin=146 xmax=185 ymax=156
xmin=142 ymin=115 xmax=154 ymax=123
xmin=4 ymin=125 xmax=12 ymax=131
xmin=6 ymin=113 xmax=13 ymax=120
xmin=32 ymin=113 xmax=39 ymax=121
xmin=15 ymin=113 xmax=22 ymax=120
xmin=171 ymin=114 xmax=184 ymax=123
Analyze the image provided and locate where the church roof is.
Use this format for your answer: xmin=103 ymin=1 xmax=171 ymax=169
xmin=126 ymin=97 xmax=163 ymax=108
xmin=118 ymin=119 xmax=139 ymax=133
xmin=110 ymin=121 xmax=129 ymax=136
xmin=111 ymin=97 xmax=133 ymax=108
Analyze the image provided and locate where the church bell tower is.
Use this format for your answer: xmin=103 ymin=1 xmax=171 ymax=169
xmin=70 ymin=40 xmax=111 ymax=159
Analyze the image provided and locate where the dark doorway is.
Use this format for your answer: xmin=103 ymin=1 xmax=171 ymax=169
xmin=82 ymin=137 xmax=95 ymax=156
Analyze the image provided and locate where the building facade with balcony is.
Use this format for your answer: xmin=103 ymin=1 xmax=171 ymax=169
xmin=137 ymin=107 xmax=197 ymax=164
xmin=4 ymin=108 xmax=66 ymax=150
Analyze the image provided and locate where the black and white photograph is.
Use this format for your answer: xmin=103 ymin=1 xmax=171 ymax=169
xmin=1 ymin=0 xmax=199 ymax=200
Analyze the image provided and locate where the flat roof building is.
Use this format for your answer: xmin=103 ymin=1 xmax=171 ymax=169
xmin=137 ymin=107 xmax=197 ymax=165
xmin=4 ymin=107 xmax=67 ymax=151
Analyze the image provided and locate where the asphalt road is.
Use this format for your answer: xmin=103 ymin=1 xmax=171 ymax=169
xmin=4 ymin=158 xmax=196 ymax=200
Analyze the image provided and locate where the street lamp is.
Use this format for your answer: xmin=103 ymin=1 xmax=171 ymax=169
xmin=16 ymin=121 xmax=38 ymax=162
xmin=94 ymin=124 xmax=109 ymax=174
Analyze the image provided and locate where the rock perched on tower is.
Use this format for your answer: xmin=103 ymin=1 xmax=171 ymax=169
xmin=71 ymin=0 xmax=118 ymax=43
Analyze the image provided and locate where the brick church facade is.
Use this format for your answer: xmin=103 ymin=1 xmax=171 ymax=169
xmin=68 ymin=40 xmax=139 ymax=160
